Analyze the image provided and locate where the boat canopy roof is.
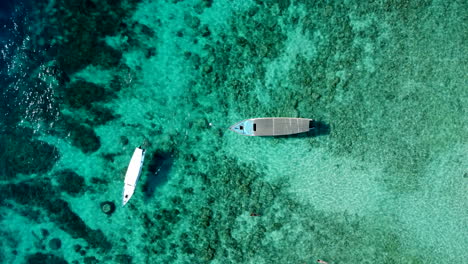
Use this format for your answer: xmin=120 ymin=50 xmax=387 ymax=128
xmin=230 ymin=118 xmax=313 ymax=136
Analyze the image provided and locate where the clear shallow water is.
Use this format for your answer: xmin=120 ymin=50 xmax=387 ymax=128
xmin=1 ymin=0 xmax=467 ymax=263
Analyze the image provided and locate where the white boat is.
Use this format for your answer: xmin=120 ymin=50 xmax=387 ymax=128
xmin=230 ymin=117 xmax=314 ymax=136
xmin=122 ymin=147 xmax=146 ymax=206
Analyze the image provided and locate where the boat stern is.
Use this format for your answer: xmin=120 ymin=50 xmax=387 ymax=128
xmin=122 ymin=185 xmax=135 ymax=206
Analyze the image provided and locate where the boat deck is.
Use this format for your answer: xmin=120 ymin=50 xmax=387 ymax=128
xmin=253 ymin=118 xmax=311 ymax=136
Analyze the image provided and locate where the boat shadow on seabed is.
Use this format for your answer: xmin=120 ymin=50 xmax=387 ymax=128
xmin=142 ymin=151 xmax=174 ymax=201
xmin=308 ymin=120 xmax=331 ymax=137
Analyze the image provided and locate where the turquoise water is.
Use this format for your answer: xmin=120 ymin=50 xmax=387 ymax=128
xmin=1 ymin=0 xmax=467 ymax=263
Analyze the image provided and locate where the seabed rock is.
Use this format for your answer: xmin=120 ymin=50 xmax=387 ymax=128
xmin=100 ymin=201 xmax=116 ymax=215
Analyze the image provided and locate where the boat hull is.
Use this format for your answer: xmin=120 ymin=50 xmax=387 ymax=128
xmin=229 ymin=118 xmax=314 ymax=136
xmin=122 ymin=147 xmax=146 ymax=206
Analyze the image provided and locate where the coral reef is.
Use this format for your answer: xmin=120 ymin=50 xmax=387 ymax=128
xmin=83 ymin=256 xmax=99 ymax=264
xmin=1 ymin=132 xmax=59 ymax=179
xmin=32 ymin=0 xmax=138 ymax=75
xmin=64 ymin=81 xmax=112 ymax=110
xmin=55 ymin=170 xmax=86 ymax=196
xmin=138 ymin=155 xmax=424 ymax=262
xmin=48 ymin=238 xmax=62 ymax=250
xmin=182 ymin=3 xmax=287 ymax=119
xmin=47 ymin=198 xmax=112 ymax=251
xmin=0 ymin=179 xmax=112 ymax=252
xmin=86 ymin=105 xmax=119 ymax=126
xmin=60 ymin=117 xmax=101 ymax=153
xmin=115 ymin=254 xmax=133 ymax=264
xmin=26 ymin=253 xmax=68 ymax=264
xmin=1 ymin=0 xmax=465 ymax=262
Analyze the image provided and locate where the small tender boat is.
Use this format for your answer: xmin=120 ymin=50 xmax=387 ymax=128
xmin=230 ymin=117 xmax=314 ymax=136
xmin=122 ymin=147 xmax=146 ymax=206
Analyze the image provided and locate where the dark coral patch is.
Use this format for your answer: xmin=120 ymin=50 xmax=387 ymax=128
xmin=49 ymin=238 xmax=62 ymax=250
xmin=42 ymin=0 xmax=133 ymax=74
xmin=115 ymin=254 xmax=132 ymax=264
xmin=46 ymin=198 xmax=111 ymax=250
xmin=86 ymin=105 xmax=119 ymax=126
xmin=70 ymin=125 xmax=100 ymax=153
xmin=26 ymin=253 xmax=68 ymax=264
xmin=63 ymin=118 xmax=101 ymax=153
xmin=1 ymin=134 xmax=59 ymax=179
xmin=56 ymin=170 xmax=86 ymax=196
xmin=64 ymin=81 xmax=110 ymax=109
xmin=0 ymin=179 xmax=112 ymax=251
xmin=84 ymin=256 xmax=99 ymax=264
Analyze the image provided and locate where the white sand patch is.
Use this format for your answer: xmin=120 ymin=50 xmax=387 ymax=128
xmin=396 ymin=144 xmax=468 ymax=262
xmin=223 ymin=132 xmax=388 ymax=216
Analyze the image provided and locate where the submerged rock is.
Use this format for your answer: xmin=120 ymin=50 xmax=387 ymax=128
xmin=184 ymin=14 xmax=200 ymax=29
xmin=120 ymin=136 xmax=129 ymax=146
xmin=100 ymin=201 xmax=116 ymax=215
